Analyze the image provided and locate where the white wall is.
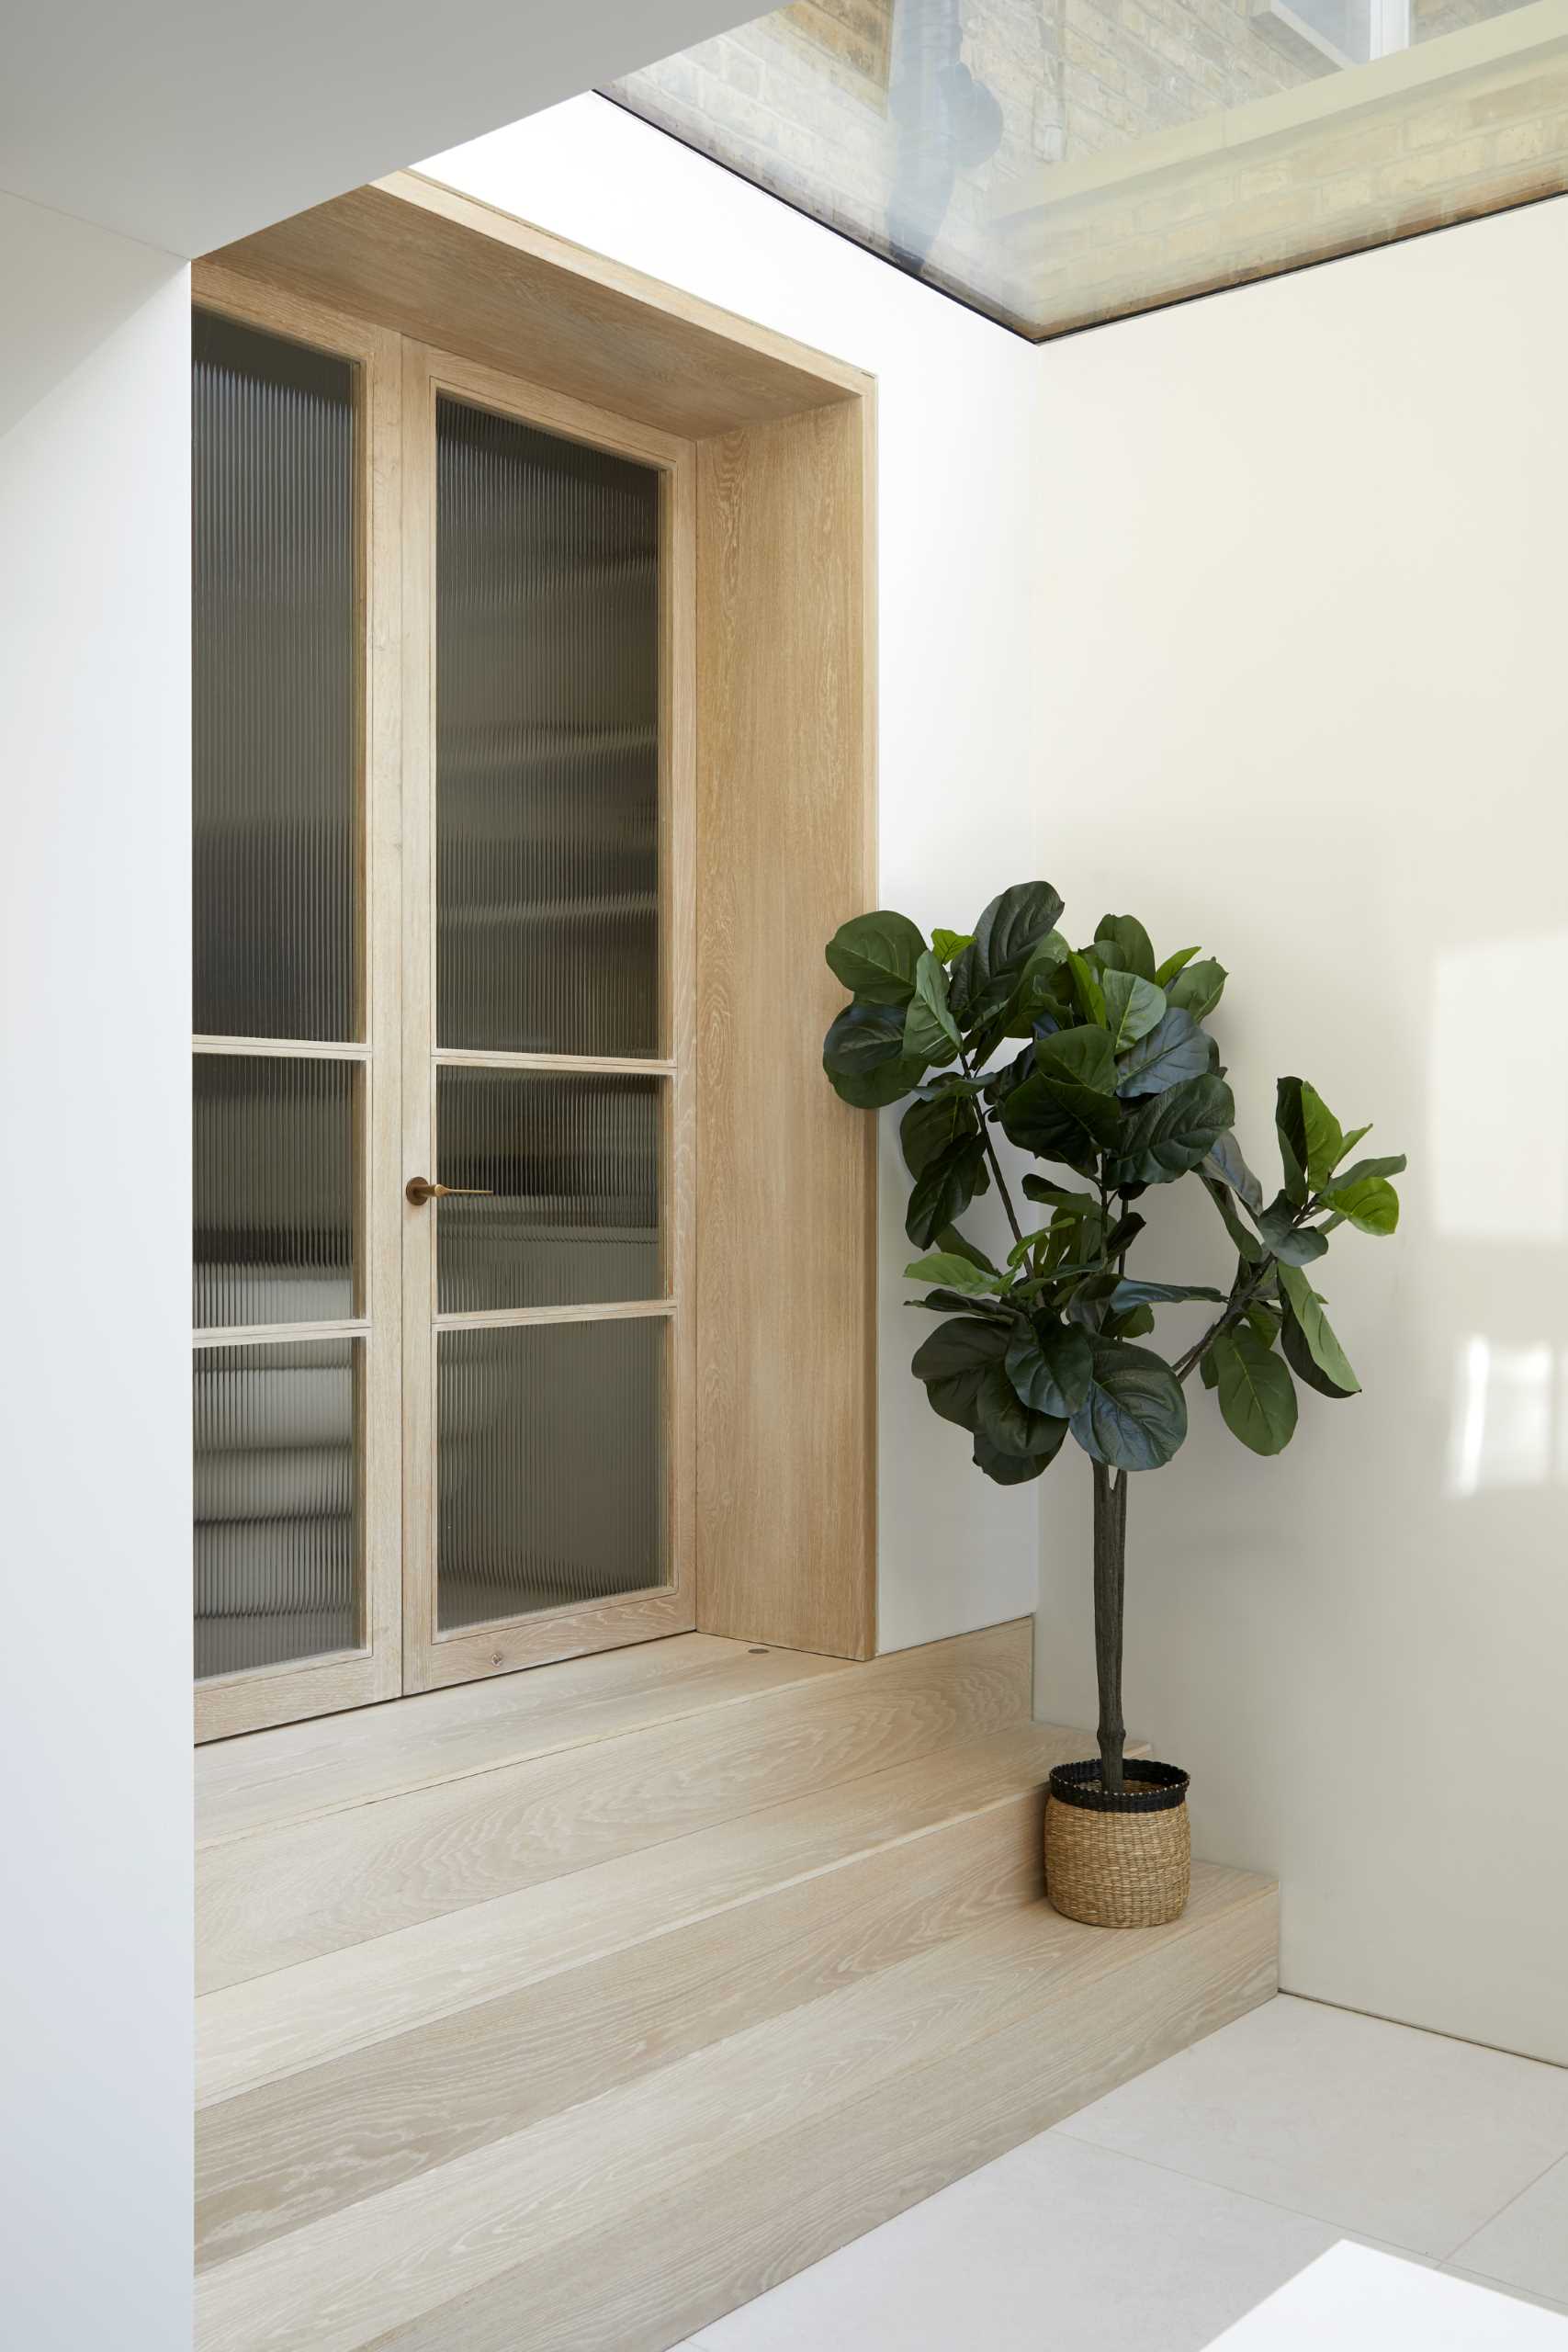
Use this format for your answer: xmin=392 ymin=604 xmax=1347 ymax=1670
xmin=0 ymin=197 xmax=192 ymax=2346
xmin=0 ymin=0 xmax=761 ymax=254
xmin=1031 ymin=198 xmax=1568 ymax=2064
xmin=423 ymin=97 xmax=1052 ymax=1654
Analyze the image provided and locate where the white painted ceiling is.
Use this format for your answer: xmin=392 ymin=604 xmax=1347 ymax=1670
xmin=0 ymin=0 xmax=757 ymax=257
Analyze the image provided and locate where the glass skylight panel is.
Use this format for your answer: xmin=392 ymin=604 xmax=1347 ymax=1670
xmin=609 ymin=0 xmax=1568 ymax=337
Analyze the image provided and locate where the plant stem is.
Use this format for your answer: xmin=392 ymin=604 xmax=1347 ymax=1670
xmin=1092 ymin=1462 xmax=1128 ymax=1792
xmin=958 ymin=1046 xmax=1027 ymax=1251
xmin=1171 ymin=1253 xmax=1278 ymax=1383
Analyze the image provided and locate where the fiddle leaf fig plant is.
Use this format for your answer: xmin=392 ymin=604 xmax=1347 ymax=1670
xmin=822 ymin=881 xmax=1404 ymax=1794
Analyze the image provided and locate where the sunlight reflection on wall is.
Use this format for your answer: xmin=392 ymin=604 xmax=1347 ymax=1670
xmin=1446 ymin=1337 xmax=1568 ymax=1498
xmin=1431 ymin=934 xmax=1568 ymax=1244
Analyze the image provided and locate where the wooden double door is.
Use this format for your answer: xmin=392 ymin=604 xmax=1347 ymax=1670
xmin=191 ymin=268 xmax=694 ymax=1741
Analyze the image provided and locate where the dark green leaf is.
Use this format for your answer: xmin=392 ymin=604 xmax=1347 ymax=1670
xmin=821 ymin=1002 xmax=924 ymax=1104
xmin=911 ymin=1317 xmax=1011 ymax=1432
xmin=1333 ymin=1122 xmax=1372 ymax=1169
xmin=1105 ymin=1305 xmax=1156 ymax=1339
xmin=1068 ymin=1340 xmax=1189 ymax=1471
xmin=1103 ymin=1210 xmax=1146 ymax=1258
xmin=1166 ymin=957 xmax=1226 ymax=1021
xmin=933 ymin=1224 xmax=998 ymax=1275
xmin=1154 ymin=944 xmax=1201 ymax=988
xmin=999 ymin=1070 xmax=1123 ymax=1168
xmin=1329 ymin=1153 xmax=1406 ymax=1192
xmin=903 ymin=951 xmax=963 ymax=1067
xmin=1005 ymin=933 xmax=1073 ymax=1034
xmin=976 ymin=1366 xmax=1071 ymax=1460
xmin=1066 ymin=951 xmax=1106 ymax=1026
xmin=829 ymin=1060 xmax=924 ymax=1109
xmin=1275 ymin=1077 xmax=1311 ymax=1206
xmin=906 ymin=1135 xmax=989 ymax=1248
xmin=1021 ymin=1176 xmax=1098 ymax=1216
xmin=931 ymin=928 xmax=972 ymax=965
xmin=1202 ymin=1130 xmax=1265 ymax=1214
xmin=824 ymin=909 xmax=927 ymax=1005
xmin=899 ymin=1083 xmax=978 ymax=1179
xmin=1101 ymin=969 xmax=1167 ymax=1053
xmin=1255 ymin=1192 xmax=1330 ymax=1265
xmin=1300 ymin=1081 xmax=1344 ymax=1192
xmin=1033 ymin=1024 xmax=1117 ymax=1095
xmin=1110 ymin=1279 xmax=1226 ymax=1309
xmin=1319 ymin=1173 xmax=1399 ymax=1235
xmin=1201 ymin=1172 xmax=1266 ymax=1263
xmin=904 ymin=1250 xmax=1001 ymax=1297
xmin=1200 ymin=1350 xmax=1219 ymax=1390
xmin=1005 ymin=1317 xmax=1094 ymax=1416
xmin=1242 ymin=1300 xmax=1281 ymax=1348
xmin=972 ymin=1428 xmax=1063 ymax=1485
xmin=983 ymin=1044 xmax=1036 ymax=1107
xmin=1066 ymin=1272 xmax=1121 ymax=1332
xmin=1116 ymin=1006 xmax=1218 ymax=1099
xmin=1109 ymin=1074 xmax=1235 ymax=1186
xmin=972 ymin=883 xmax=1066 ymax=987
xmin=1210 ymin=1327 xmax=1298 ymax=1454
xmin=823 ymin=1000 xmax=904 ymax=1079
xmin=1094 ymin=914 xmax=1156 ymax=982
xmin=909 ymin=1289 xmax=1001 ymax=1316
xmin=1278 ymin=1263 xmax=1360 ymax=1396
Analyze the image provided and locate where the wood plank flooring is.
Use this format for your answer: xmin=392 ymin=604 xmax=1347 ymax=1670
xmin=196 ymin=1622 xmax=1277 ymax=2350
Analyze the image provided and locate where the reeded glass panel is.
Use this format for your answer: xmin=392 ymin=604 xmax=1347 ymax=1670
xmin=610 ymin=2 xmax=1567 ymax=341
xmin=195 ymin=1340 xmax=359 ymax=1679
xmin=193 ymin=310 xmax=357 ymax=1039
xmin=436 ymin=1069 xmax=661 ymax=1314
xmin=193 ymin=1056 xmax=355 ymax=1328
xmin=437 ymin=1318 xmax=666 ymax=1630
xmin=436 ymin=397 xmax=660 ymax=1057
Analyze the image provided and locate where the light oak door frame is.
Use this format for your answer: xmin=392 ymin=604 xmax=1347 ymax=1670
xmin=192 ymin=265 xmax=405 ymax=1743
xmin=399 ymin=341 xmax=698 ymax=1693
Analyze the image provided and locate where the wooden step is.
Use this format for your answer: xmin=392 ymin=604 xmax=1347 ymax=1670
xmin=196 ymin=1720 xmax=1107 ymax=2267
xmin=197 ymin=1633 xmax=855 ymax=1848
xmin=197 ymin=1620 xmax=1033 ymax=1993
xmin=196 ymin=1862 xmax=1278 ymax=2352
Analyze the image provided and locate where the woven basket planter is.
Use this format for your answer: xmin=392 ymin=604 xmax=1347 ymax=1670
xmin=1043 ymin=1759 xmax=1191 ymax=1928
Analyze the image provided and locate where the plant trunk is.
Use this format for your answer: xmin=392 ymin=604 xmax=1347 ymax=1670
xmin=1092 ymin=1462 xmax=1128 ymax=1793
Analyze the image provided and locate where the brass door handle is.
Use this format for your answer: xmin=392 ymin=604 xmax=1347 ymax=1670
xmin=405 ymin=1178 xmax=494 ymax=1206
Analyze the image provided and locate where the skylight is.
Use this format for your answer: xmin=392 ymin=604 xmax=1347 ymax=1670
xmin=608 ymin=0 xmax=1568 ymax=337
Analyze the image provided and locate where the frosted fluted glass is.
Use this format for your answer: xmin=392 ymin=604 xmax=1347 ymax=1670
xmin=193 ymin=1055 xmax=355 ymax=1328
xmin=194 ymin=1340 xmax=359 ymax=1679
xmin=435 ymin=395 xmax=660 ymax=1057
xmin=437 ymin=1318 xmax=666 ymax=1631
xmin=436 ymin=1068 xmax=660 ymax=1313
xmin=192 ymin=309 xmax=356 ymax=1041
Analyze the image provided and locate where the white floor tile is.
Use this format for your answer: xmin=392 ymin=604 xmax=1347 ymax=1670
xmin=689 ymin=2132 xmax=1361 ymax=2351
xmin=1055 ymin=1995 xmax=1568 ymax=2257
xmin=1453 ymin=2157 xmax=1568 ymax=2309
xmin=1204 ymin=2243 xmax=1568 ymax=2346
xmin=1449 ymin=2271 xmax=1568 ymax=2320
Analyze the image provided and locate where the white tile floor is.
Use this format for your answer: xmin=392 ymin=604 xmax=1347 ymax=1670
xmin=684 ymin=1996 xmax=1568 ymax=2349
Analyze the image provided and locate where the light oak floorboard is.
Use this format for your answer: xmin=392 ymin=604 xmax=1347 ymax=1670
xmin=197 ymin=1717 xmax=1110 ymax=2109
xmin=197 ymin=1623 xmax=1032 ymax=1992
xmin=371 ymin=1887 xmax=1280 ymax=2352
xmin=196 ymin=1867 xmax=1273 ymax=2352
xmin=197 ymin=1777 xmax=1050 ymax=2266
xmin=197 ymin=1635 xmax=851 ymax=1847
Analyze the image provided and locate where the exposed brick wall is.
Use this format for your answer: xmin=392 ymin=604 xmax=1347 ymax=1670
xmin=1028 ymin=48 xmax=1568 ymax=330
xmin=616 ymin=0 xmax=1318 ymax=272
xmin=612 ymin=4 xmax=1568 ymax=336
